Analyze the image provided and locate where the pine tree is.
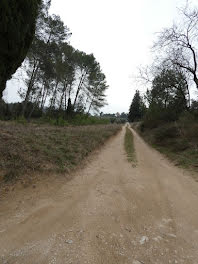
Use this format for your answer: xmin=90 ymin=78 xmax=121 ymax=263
xmin=128 ymin=90 xmax=145 ymax=122
xmin=0 ymin=0 xmax=41 ymax=98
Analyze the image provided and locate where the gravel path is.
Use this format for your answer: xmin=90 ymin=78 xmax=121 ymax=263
xmin=1 ymin=126 xmax=198 ymax=263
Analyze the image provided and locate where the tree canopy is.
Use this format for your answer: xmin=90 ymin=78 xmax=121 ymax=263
xmin=15 ymin=0 xmax=108 ymax=119
xmin=0 ymin=0 xmax=41 ymax=98
xmin=148 ymin=68 xmax=189 ymax=112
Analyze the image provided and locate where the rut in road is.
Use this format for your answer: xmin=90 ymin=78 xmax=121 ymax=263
xmin=1 ymin=126 xmax=198 ymax=264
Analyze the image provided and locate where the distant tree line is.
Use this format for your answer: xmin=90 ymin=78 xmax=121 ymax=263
xmin=101 ymin=112 xmax=128 ymax=124
xmin=0 ymin=0 xmax=108 ymax=121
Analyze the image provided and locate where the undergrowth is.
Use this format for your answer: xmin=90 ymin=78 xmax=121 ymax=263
xmin=134 ymin=112 xmax=198 ymax=174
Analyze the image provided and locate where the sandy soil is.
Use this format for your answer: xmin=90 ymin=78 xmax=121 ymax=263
xmin=1 ymin=126 xmax=198 ymax=264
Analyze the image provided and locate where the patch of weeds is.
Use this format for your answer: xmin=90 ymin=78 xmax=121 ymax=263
xmin=124 ymin=126 xmax=136 ymax=166
xmin=4 ymin=170 xmax=19 ymax=183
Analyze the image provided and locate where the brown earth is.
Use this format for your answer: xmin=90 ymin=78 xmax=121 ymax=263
xmin=1 ymin=126 xmax=198 ymax=264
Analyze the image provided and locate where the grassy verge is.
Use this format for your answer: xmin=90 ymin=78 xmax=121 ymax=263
xmin=124 ymin=126 xmax=136 ymax=165
xmin=0 ymin=121 xmax=121 ymax=184
xmin=133 ymin=116 xmax=198 ymax=174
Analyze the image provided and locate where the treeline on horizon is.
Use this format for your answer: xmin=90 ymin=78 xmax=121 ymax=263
xmin=0 ymin=0 xmax=110 ymax=124
xmin=128 ymin=3 xmax=198 ymax=130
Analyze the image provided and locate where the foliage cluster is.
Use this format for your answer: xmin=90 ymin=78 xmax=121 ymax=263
xmin=0 ymin=0 xmax=41 ymax=97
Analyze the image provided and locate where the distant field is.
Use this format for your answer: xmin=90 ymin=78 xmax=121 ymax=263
xmin=0 ymin=122 xmax=121 ymax=184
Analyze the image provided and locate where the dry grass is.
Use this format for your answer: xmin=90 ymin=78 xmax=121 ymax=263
xmin=0 ymin=121 xmax=121 ymax=184
xmin=124 ymin=126 xmax=136 ymax=166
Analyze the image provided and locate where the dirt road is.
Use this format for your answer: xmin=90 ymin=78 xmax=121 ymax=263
xmin=1 ymin=126 xmax=198 ymax=264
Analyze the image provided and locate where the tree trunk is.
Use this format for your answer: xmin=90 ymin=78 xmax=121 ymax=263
xmin=22 ymin=61 xmax=39 ymax=116
xmin=68 ymin=84 xmax=72 ymax=98
xmin=187 ymin=85 xmax=190 ymax=108
xmin=59 ymin=82 xmax=68 ymax=111
xmin=40 ymin=81 xmax=46 ymax=108
xmin=42 ymin=90 xmax=48 ymax=111
xmin=28 ymin=86 xmax=43 ymax=121
xmin=87 ymin=94 xmax=95 ymax=114
xmin=40 ymin=88 xmax=46 ymax=110
xmin=87 ymin=101 xmax=93 ymax=114
xmin=194 ymin=74 xmax=198 ymax=90
xmin=64 ymin=90 xmax=67 ymax=119
xmin=0 ymin=78 xmax=7 ymax=99
xmin=59 ymin=92 xmax=64 ymax=111
xmin=73 ymin=72 xmax=86 ymax=108
xmin=50 ymin=80 xmax=59 ymax=110
xmin=27 ymin=97 xmax=39 ymax=121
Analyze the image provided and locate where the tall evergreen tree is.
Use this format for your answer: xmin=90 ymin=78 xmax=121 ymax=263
xmin=0 ymin=0 xmax=41 ymax=98
xmin=128 ymin=90 xmax=145 ymax=122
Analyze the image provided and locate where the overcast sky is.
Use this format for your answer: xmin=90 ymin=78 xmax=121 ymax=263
xmin=4 ymin=0 xmax=198 ymax=113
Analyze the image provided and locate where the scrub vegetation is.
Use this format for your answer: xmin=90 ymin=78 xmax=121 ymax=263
xmin=136 ymin=113 xmax=198 ymax=173
xmin=0 ymin=122 xmax=121 ymax=185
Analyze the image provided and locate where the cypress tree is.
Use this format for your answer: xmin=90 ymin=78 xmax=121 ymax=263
xmin=128 ymin=90 xmax=145 ymax=122
xmin=0 ymin=0 xmax=41 ymax=98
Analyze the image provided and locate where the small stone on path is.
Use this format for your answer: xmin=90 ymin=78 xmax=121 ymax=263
xmin=65 ymin=239 xmax=73 ymax=244
xmin=139 ymin=236 xmax=149 ymax=245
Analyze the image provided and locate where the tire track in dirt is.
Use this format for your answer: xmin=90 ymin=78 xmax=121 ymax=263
xmin=1 ymin=126 xmax=198 ymax=263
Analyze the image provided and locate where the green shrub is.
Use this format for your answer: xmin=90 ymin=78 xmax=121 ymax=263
xmin=170 ymin=138 xmax=189 ymax=152
xmin=154 ymin=125 xmax=179 ymax=142
xmin=179 ymin=111 xmax=195 ymax=124
xmin=143 ymin=107 xmax=178 ymax=129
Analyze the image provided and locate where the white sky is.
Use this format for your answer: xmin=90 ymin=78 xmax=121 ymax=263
xmin=4 ymin=0 xmax=198 ymax=113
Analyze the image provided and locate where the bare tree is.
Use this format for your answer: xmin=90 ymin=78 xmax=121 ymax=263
xmin=153 ymin=4 xmax=198 ymax=90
